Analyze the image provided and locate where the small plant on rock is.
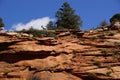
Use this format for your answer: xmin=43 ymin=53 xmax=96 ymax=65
xmin=91 ymin=36 xmax=97 ymax=41
xmin=93 ymin=60 xmax=101 ymax=67
xmin=4 ymin=70 xmax=11 ymax=76
xmin=72 ymin=49 xmax=77 ymax=58
xmin=115 ymin=43 xmax=120 ymax=47
xmin=108 ymin=32 xmax=115 ymax=36
xmin=90 ymin=57 xmax=95 ymax=61
xmin=113 ymin=51 xmax=119 ymax=61
xmin=62 ymin=62 xmax=68 ymax=65
xmin=88 ymin=72 xmax=97 ymax=79
xmin=107 ymin=65 xmax=111 ymax=69
xmin=106 ymin=71 xmax=112 ymax=77
xmin=52 ymin=64 xmax=60 ymax=68
xmin=81 ymin=38 xmax=85 ymax=42
xmin=101 ymin=49 xmax=108 ymax=57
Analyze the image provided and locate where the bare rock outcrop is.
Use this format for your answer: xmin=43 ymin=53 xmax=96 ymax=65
xmin=0 ymin=30 xmax=120 ymax=80
xmin=109 ymin=20 xmax=120 ymax=30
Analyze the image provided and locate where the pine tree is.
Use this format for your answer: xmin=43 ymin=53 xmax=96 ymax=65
xmin=0 ymin=18 xmax=4 ymax=27
xmin=55 ymin=2 xmax=82 ymax=30
xmin=46 ymin=21 xmax=55 ymax=30
xmin=110 ymin=13 xmax=120 ymax=23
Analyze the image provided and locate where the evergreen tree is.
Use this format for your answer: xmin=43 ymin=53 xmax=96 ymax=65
xmin=55 ymin=2 xmax=82 ymax=30
xmin=110 ymin=13 xmax=120 ymax=23
xmin=0 ymin=18 xmax=4 ymax=27
xmin=46 ymin=21 xmax=55 ymax=30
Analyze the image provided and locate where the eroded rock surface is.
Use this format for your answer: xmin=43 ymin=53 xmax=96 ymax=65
xmin=0 ymin=30 xmax=120 ymax=80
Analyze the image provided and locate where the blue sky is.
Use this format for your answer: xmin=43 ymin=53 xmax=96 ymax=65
xmin=0 ymin=0 xmax=120 ymax=30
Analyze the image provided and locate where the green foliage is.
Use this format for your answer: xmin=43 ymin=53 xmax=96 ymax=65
xmin=0 ymin=17 xmax=4 ymax=27
xmin=4 ymin=70 xmax=10 ymax=76
xmin=19 ymin=27 xmax=57 ymax=38
xmin=93 ymin=60 xmax=101 ymax=67
xmin=90 ymin=57 xmax=95 ymax=61
xmin=27 ymin=27 xmax=44 ymax=37
xmin=91 ymin=36 xmax=97 ymax=41
xmin=110 ymin=13 xmax=120 ymax=23
xmin=51 ymin=64 xmax=60 ymax=68
xmin=106 ymin=71 xmax=112 ymax=77
xmin=113 ymin=51 xmax=119 ymax=60
xmin=101 ymin=49 xmax=108 ymax=58
xmin=72 ymin=49 xmax=77 ymax=58
xmin=46 ymin=21 xmax=56 ymax=30
xmin=55 ymin=2 xmax=82 ymax=30
xmin=62 ymin=62 xmax=68 ymax=65
xmin=88 ymin=72 xmax=97 ymax=79
xmin=101 ymin=49 xmax=107 ymax=54
xmin=108 ymin=32 xmax=115 ymax=36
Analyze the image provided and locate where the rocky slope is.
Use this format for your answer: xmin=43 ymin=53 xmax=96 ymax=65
xmin=0 ymin=30 xmax=120 ymax=80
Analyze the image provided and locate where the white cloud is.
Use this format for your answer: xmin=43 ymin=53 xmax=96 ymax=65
xmin=12 ymin=17 xmax=55 ymax=31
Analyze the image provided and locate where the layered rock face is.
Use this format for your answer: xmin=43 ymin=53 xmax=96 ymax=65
xmin=0 ymin=30 xmax=120 ymax=80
